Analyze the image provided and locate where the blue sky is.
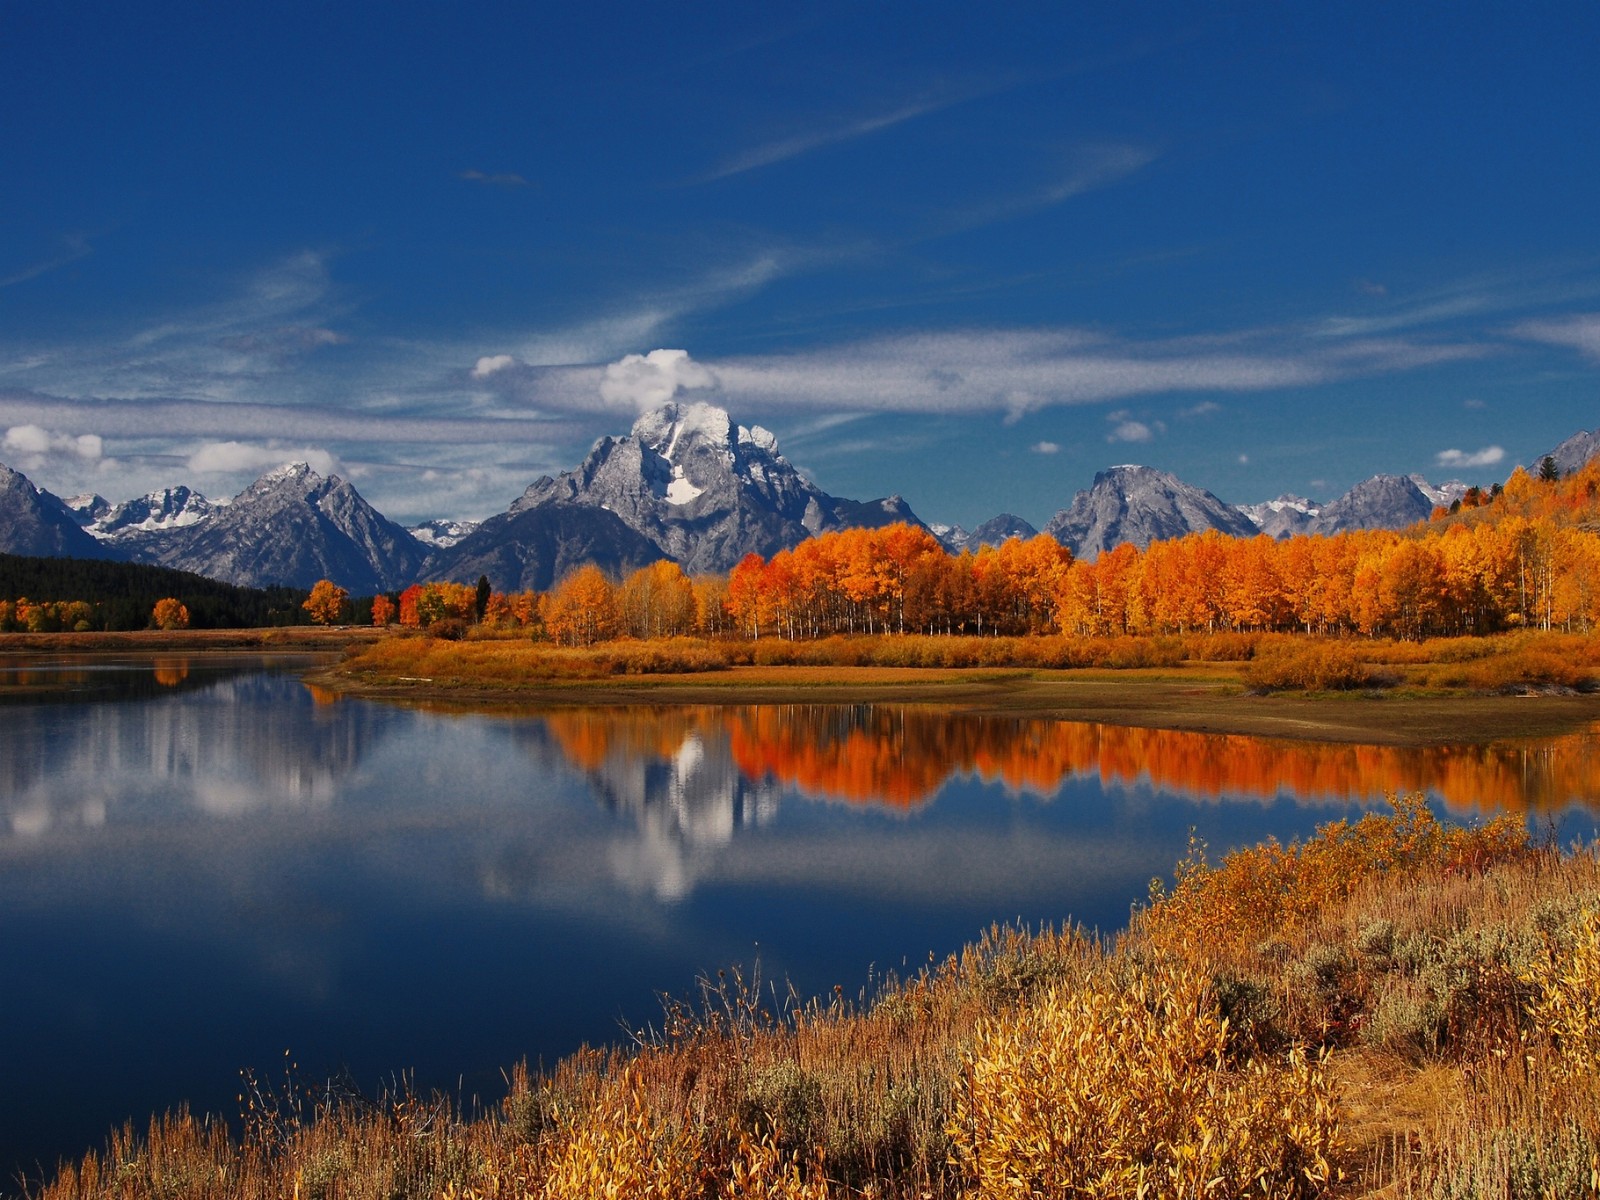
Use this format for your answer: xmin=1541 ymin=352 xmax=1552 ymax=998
xmin=2 ymin=1 xmax=1598 ymax=527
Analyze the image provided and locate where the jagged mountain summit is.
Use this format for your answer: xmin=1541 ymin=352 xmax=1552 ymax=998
xmin=460 ymin=401 xmax=928 ymax=579
xmin=932 ymin=513 xmax=1042 ymax=553
xmin=422 ymin=502 xmax=667 ymax=593
xmin=61 ymin=493 xmax=111 ymax=526
xmin=0 ymin=463 xmax=117 ymax=560
xmin=83 ymin=486 xmax=220 ymax=544
xmin=1238 ymin=495 xmax=1320 ymax=539
xmin=1543 ymin=427 xmax=1600 ymax=476
xmin=1306 ymin=474 xmax=1436 ymax=534
xmin=1238 ymin=476 xmax=1469 ymax=539
xmin=963 ymin=514 xmax=1041 ymax=551
xmin=1043 ymin=465 xmax=1258 ymax=560
xmin=133 ymin=463 xmax=425 ymax=593
xmin=408 ymin=518 xmax=480 ymax=549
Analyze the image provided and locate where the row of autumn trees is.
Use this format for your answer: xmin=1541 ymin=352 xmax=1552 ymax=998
xmin=379 ymin=460 xmax=1600 ymax=646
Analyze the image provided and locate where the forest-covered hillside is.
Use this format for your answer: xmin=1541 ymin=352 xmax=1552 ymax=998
xmin=0 ymin=553 xmax=311 ymax=630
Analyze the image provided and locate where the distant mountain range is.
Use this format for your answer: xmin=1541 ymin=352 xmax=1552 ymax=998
xmin=2 ymin=404 xmax=1594 ymax=592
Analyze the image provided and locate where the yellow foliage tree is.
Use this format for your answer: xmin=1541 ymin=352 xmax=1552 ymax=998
xmin=150 ymin=597 xmax=190 ymax=631
xmin=618 ymin=560 xmax=697 ymax=639
xmin=302 ymin=579 xmax=349 ymax=625
xmin=540 ymin=565 xmax=619 ymax=646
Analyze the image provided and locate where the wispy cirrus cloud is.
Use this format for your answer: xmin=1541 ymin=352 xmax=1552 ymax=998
xmin=459 ymin=169 xmax=533 ymax=188
xmin=700 ymin=90 xmax=979 ymax=182
xmin=1510 ymin=313 xmax=1600 ymax=360
xmin=697 ymin=325 xmax=1486 ymax=421
xmin=947 ymin=143 xmax=1158 ymax=233
xmin=0 ymin=233 xmax=93 ymax=289
xmin=1317 ymin=266 xmax=1600 ymax=339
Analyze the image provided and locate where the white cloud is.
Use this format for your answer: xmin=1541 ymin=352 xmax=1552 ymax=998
xmin=1238 ymin=454 xmax=1250 ymax=464
xmin=706 ymin=326 xmax=1484 ymax=419
xmin=1105 ymin=411 xmax=1163 ymax=444
xmin=1435 ymin=445 xmax=1506 ymax=469
xmin=186 ymin=441 xmax=341 ymax=477
xmin=599 ymin=348 xmax=718 ymax=413
xmin=1107 ymin=420 xmax=1154 ymax=443
xmin=701 ymin=89 xmax=981 ymax=182
xmin=1511 ymin=313 xmax=1600 ymax=360
xmin=1030 ymin=440 xmax=1060 ymax=455
xmin=1181 ymin=400 xmax=1222 ymax=417
xmin=3 ymin=424 xmax=103 ymax=460
xmin=459 ymin=169 xmax=531 ymax=188
xmin=0 ymin=233 xmax=93 ymax=289
xmin=947 ymin=144 xmax=1157 ymax=235
xmin=472 ymin=354 xmax=518 ymax=379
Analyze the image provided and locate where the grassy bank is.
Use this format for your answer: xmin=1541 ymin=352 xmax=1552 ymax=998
xmin=314 ymin=629 xmax=1600 ymax=744
xmin=27 ymin=800 xmax=1600 ymax=1199
xmin=0 ymin=627 xmax=383 ymax=653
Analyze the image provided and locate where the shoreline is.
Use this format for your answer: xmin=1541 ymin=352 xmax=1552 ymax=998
xmin=5 ymin=630 xmax=1598 ymax=745
xmin=310 ymin=659 xmax=1600 ymax=746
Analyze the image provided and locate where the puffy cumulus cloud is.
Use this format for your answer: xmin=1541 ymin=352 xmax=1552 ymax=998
xmin=1511 ymin=314 xmax=1600 ymax=360
xmin=1105 ymin=411 xmax=1163 ymax=444
xmin=1030 ymin=441 xmax=1061 ymax=455
xmin=3 ymin=424 xmax=103 ymax=461
xmin=472 ymin=354 xmax=518 ymax=379
xmin=1436 ymin=445 xmax=1506 ymax=469
xmin=599 ymin=348 xmax=717 ymax=413
xmin=186 ymin=441 xmax=341 ymax=478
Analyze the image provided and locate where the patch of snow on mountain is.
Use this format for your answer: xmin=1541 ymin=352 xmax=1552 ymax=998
xmin=409 ymin=518 xmax=481 ymax=548
xmin=665 ymin=464 xmax=703 ymax=505
xmin=1239 ymin=495 xmax=1320 ymax=528
xmin=1409 ymin=475 xmax=1469 ymax=507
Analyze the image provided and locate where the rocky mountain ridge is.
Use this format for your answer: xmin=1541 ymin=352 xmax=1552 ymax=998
xmin=0 ymin=410 xmax=1590 ymax=589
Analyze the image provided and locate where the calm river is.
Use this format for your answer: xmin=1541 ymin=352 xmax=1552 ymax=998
xmin=2 ymin=653 xmax=1597 ymax=1185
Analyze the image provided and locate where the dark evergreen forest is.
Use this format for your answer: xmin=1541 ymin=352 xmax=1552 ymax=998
xmin=0 ymin=554 xmax=310 ymax=630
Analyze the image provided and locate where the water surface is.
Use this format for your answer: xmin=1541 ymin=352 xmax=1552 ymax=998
xmin=2 ymin=654 xmax=1596 ymax=1186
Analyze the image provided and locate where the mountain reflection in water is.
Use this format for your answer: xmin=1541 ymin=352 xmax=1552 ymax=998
xmin=531 ymin=703 xmax=1600 ymax=818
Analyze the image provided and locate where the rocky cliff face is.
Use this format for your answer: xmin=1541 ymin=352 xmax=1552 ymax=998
xmin=0 ymin=463 xmax=118 ymax=559
xmin=85 ymin=486 xmax=220 ymax=545
xmin=1043 ymin=465 xmax=1258 ymax=559
xmin=1543 ymin=427 xmax=1600 ymax=476
xmin=135 ymin=463 xmax=425 ymax=592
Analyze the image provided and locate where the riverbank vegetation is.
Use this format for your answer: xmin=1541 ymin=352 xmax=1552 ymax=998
xmin=27 ymin=799 xmax=1600 ymax=1199
xmin=334 ymin=626 xmax=1600 ymax=698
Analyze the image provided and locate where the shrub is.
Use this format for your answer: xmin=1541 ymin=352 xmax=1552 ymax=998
xmin=1524 ymin=905 xmax=1600 ymax=1074
xmin=1459 ymin=649 xmax=1591 ymax=693
xmin=1242 ymin=640 xmax=1381 ymax=692
xmin=948 ymin=961 xmax=1341 ymax=1199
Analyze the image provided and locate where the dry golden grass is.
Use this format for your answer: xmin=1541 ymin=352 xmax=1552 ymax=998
xmin=333 ymin=629 xmax=1600 ymax=704
xmin=30 ymin=801 xmax=1600 ymax=1200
